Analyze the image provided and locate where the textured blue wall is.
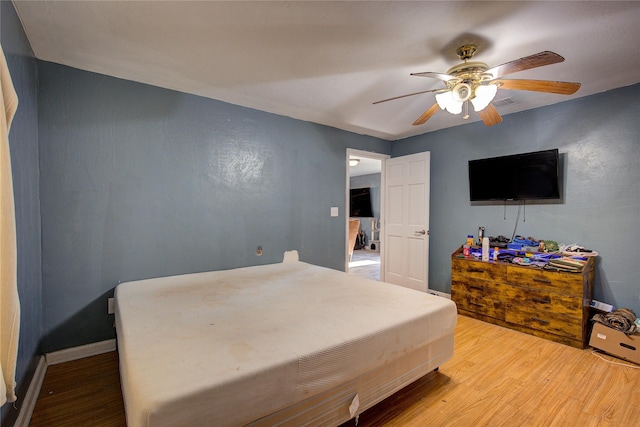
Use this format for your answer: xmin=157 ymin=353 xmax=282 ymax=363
xmin=37 ymin=62 xmax=390 ymax=351
xmin=392 ymin=84 xmax=640 ymax=315
xmin=1 ymin=1 xmax=42 ymax=423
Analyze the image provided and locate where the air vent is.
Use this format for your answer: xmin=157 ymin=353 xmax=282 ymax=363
xmin=492 ymin=97 xmax=517 ymax=108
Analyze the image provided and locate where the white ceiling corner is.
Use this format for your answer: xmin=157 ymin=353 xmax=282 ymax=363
xmin=12 ymin=1 xmax=640 ymax=141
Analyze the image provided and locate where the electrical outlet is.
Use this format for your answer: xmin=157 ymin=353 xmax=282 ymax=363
xmin=108 ymin=298 xmax=115 ymax=314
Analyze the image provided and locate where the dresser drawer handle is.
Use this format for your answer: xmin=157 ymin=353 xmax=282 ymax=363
xmin=468 ymin=269 xmax=485 ymax=274
xmin=531 ymin=317 xmax=550 ymax=325
xmin=533 ymin=277 xmax=552 ymax=284
xmin=469 ymin=285 xmax=484 ymax=291
xmin=532 ymin=298 xmax=551 ymax=304
xmin=469 ymin=301 xmax=483 ymax=307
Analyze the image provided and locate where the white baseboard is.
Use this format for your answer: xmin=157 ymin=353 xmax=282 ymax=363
xmin=427 ymin=289 xmax=451 ymax=299
xmin=14 ymin=356 xmax=46 ymax=427
xmin=45 ymin=339 xmax=116 ymax=366
xmin=13 ymin=340 xmax=117 ymax=426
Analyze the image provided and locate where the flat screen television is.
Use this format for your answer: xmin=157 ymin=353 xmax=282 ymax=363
xmin=469 ymin=149 xmax=560 ymax=201
xmin=350 ymin=187 xmax=374 ymax=217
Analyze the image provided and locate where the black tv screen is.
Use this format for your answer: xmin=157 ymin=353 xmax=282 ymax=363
xmin=469 ymin=149 xmax=560 ymax=201
xmin=350 ymin=187 xmax=374 ymax=217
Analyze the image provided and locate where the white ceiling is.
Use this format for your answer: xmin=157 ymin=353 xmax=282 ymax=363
xmin=12 ymin=1 xmax=640 ymax=141
xmin=349 ymin=156 xmax=381 ymax=178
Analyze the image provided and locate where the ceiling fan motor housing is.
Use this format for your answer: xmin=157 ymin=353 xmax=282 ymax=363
xmin=446 ymin=61 xmax=490 ymax=82
xmin=456 ymin=44 xmax=477 ymax=61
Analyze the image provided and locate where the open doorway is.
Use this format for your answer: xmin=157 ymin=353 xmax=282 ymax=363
xmin=346 ymin=149 xmax=388 ymax=281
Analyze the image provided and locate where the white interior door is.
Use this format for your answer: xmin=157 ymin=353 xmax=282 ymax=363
xmin=383 ymin=152 xmax=430 ymax=291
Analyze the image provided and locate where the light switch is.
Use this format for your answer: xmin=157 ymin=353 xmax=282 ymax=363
xmin=330 ymin=207 xmax=339 ymax=217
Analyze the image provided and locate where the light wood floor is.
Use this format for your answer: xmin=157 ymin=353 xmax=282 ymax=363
xmin=348 ymin=249 xmax=380 ymax=281
xmin=28 ymin=316 xmax=639 ymax=427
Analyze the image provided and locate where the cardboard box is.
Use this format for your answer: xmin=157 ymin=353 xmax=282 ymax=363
xmin=589 ymin=322 xmax=640 ymax=365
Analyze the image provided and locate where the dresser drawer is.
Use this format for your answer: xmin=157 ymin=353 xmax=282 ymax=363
xmin=502 ymin=284 xmax=583 ymax=316
xmin=507 ymin=265 xmax=584 ymax=295
xmin=503 ymin=285 xmax=582 ymax=338
xmin=452 ymin=258 xmax=507 ymax=282
xmin=453 ymin=292 xmax=505 ymax=319
xmin=451 ymin=277 xmax=505 ymax=319
xmin=504 ymin=308 xmax=582 ymax=339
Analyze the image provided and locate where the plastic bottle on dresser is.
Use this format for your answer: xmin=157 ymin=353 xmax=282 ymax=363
xmin=482 ymin=237 xmax=490 ymax=261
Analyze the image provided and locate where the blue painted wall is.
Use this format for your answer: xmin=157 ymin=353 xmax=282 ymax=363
xmin=1 ymin=2 xmax=42 ymax=424
xmin=350 ymin=173 xmax=381 ymax=243
xmin=392 ymin=84 xmax=640 ymax=315
xmin=37 ymin=62 xmax=391 ymax=351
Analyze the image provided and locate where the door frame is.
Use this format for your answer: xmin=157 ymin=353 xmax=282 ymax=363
xmin=345 ymin=149 xmax=390 ymax=275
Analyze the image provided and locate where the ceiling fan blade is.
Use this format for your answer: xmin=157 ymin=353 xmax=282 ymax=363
xmin=494 ymin=79 xmax=581 ymax=95
xmin=373 ymin=88 xmax=445 ymax=104
xmin=477 ymin=104 xmax=502 ymax=126
xmin=410 ymin=71 xmax=457 ymax=82
xmin=486 ymin=51 xmax=565 ymax=79
xmin=412 ymin=103 xmax=440 ymax=126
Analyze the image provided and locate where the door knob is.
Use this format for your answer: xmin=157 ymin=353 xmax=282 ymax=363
xmin=415 ymin=230 xmax=426 ymax=235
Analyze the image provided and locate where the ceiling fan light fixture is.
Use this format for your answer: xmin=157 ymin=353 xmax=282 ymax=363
xmin=435 ymin=91 xmax=450 ymax=110
xmin=471 ymin=84 xmax=498 ymax=112
xmin=435 ymin=91 xmax=463 ymax=114
xmin=447 ymin=99 xmax=463 ymax=115
xmin=452 ymin=83 xmax=472 ymax=102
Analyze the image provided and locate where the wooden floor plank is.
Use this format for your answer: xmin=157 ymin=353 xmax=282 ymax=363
xmin=29 ymin=351 xmax=126 ymax=427
xmin=28 ymin=316 xmax=640 ymax=426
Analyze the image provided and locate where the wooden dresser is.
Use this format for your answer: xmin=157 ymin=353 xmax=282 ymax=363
xmin=451 ymin=247 xmax=595 ymax=348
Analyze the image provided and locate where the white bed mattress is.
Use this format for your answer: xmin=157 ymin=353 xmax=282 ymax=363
xmin=115 ymin=258 xmax=457 ymax=427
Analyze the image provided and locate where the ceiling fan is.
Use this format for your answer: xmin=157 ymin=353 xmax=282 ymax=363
xmin=373 ymin=44 xmax=581 ymax=127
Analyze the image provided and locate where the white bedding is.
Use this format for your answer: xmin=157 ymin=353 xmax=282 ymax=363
xmin=115 ymin=259 xmax=457 ymax=426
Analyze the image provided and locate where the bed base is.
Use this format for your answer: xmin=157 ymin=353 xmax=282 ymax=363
xmin=248 ymin=333 xmax=453 ymax=426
